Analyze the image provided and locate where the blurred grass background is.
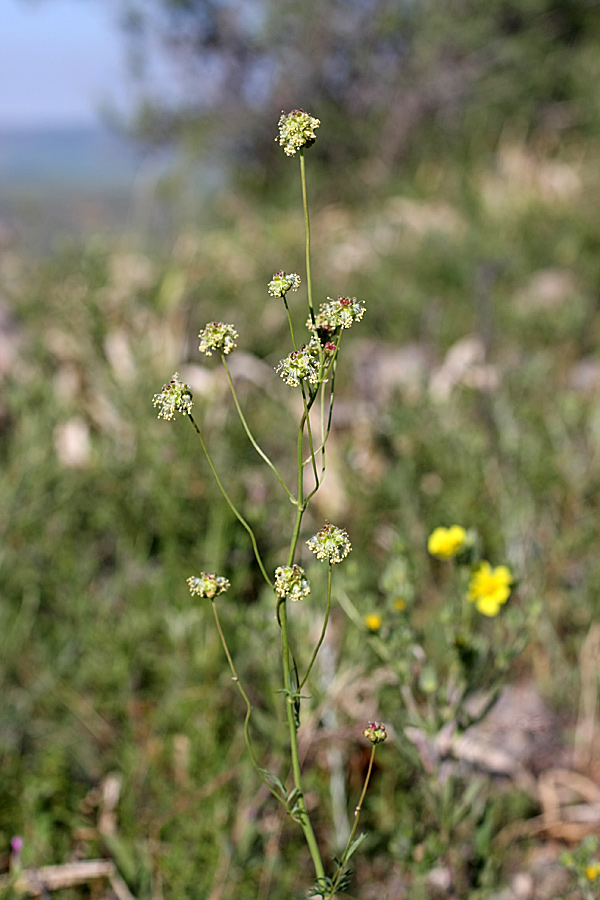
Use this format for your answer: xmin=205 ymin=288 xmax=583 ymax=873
xmin=2 ymin=0 xmax=600 ymax=896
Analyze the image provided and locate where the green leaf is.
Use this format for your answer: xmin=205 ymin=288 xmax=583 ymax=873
xmin=343 ymin=832 xmax=367 ymax=864
xmin=257 ymin=767 xmax=287 ymax=800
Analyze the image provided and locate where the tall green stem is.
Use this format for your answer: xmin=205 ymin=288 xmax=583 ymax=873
xmin=300 ymin=150 xmax=315 ymax=328
xmin=274 ymin=352 xmax=326 ymax=883
xmin=279 ymin=599 xmax=325 ymax=882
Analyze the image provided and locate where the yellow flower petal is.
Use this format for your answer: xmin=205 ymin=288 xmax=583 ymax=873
xmin=427 ymin=525 xmax=467 ymax=560
xmin=468 ymin=562 xmax=513 ymax=616
xmin=364 ymin=613 xmax=382 ymax=632
xmin=586 ymin=863 xmax=600 ymax=881
xmin=475 ymin=596 xmax=502 ymax=617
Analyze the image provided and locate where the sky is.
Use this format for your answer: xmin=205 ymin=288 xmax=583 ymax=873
xmin=0 ymin=0 xmax=132 ymax=129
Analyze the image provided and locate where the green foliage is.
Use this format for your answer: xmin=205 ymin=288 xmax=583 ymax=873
xmin=121 ymin=0 xmax=600 ymax=185
xmin=2 ymin=94 xmax=600 ymax=896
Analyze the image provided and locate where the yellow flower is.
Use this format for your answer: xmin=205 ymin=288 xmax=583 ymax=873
xmin=365 ymin=613 xmax=382 ymax=632
xmin=427 ymin=525 xmax=467 ymax=560
xmin=394 ymin=597 xmax=406 ymax=611
xmin=468 ymin=562 xmax=513 ymax=616
xmin=586 ymin=862 xmax=600 ymax=881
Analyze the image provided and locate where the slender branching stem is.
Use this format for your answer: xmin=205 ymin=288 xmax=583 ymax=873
xmin=273 ymin=357 xmax=326 ymax=882
xmin=210 ymin=600 xmax=286 ymax=808
xmin=301 ymin=384 xmax=320 ymax=491
xmin=283 ymin=296 xmax=298 ymax=352
xmin=279 ymin=599 xmax=326 ymax=882
xmin=299 ymin=564 xmax=332 ymax=690
xmin=300 ymin=150 xmax=315 ymax=329
xmin=328 ymin=744 xmax=377 ymax=897
xmin=221 ymin=355 xmax=295 ymax=503
xmin=188 ymin=413 xmax=273 ymax=589
xmin=301 ymin=344 xmax=339 ymax=471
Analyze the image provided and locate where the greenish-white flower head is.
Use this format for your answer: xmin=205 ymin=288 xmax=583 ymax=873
xmin=276 ymin=109 xmax=320 ymax=157
xmin=275 ymin=343 xmax=320 ymax=388
xmin=198 ymin=322 xmax=239 ymax=357
xmin=152 ymin=372 xmax=193 ymax=420
xmin=274 ymin=564 xmax=311 ymax=602
xmin=308 ymin=297 xmax=366 ymax=334
xmin=275 ymin=336 xmax=336 ymax=388
xmin=268 ymin=271 xmax=301 ymax=299
xmin=187 ymin=572 xmax=230 ymax=599
xmin=306 ymin=523 xmax=352 ymax=564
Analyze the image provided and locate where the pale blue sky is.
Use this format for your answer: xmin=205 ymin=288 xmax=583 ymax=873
xmin=0 ymin=0 xmax=131 ymax=128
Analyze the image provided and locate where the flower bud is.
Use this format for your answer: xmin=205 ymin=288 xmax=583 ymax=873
xmin=363 ymin=721 xmax=387 ymax=744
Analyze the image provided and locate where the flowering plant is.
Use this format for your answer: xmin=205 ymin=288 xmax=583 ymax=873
xmin=152 ymin=111 xmax=379 ymax=899
xmin=336 ymin=523 xmax=535 ymax=892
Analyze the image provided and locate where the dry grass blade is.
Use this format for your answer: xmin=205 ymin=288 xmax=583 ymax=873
xmin=0 ymin=860 xmax=123 ymax=897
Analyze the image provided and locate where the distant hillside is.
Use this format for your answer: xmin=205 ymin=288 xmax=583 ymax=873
xmin=0 ymin=126 xmax=145 ymax=189
xmin=0 ymin=127 xmax=219 ymax=249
